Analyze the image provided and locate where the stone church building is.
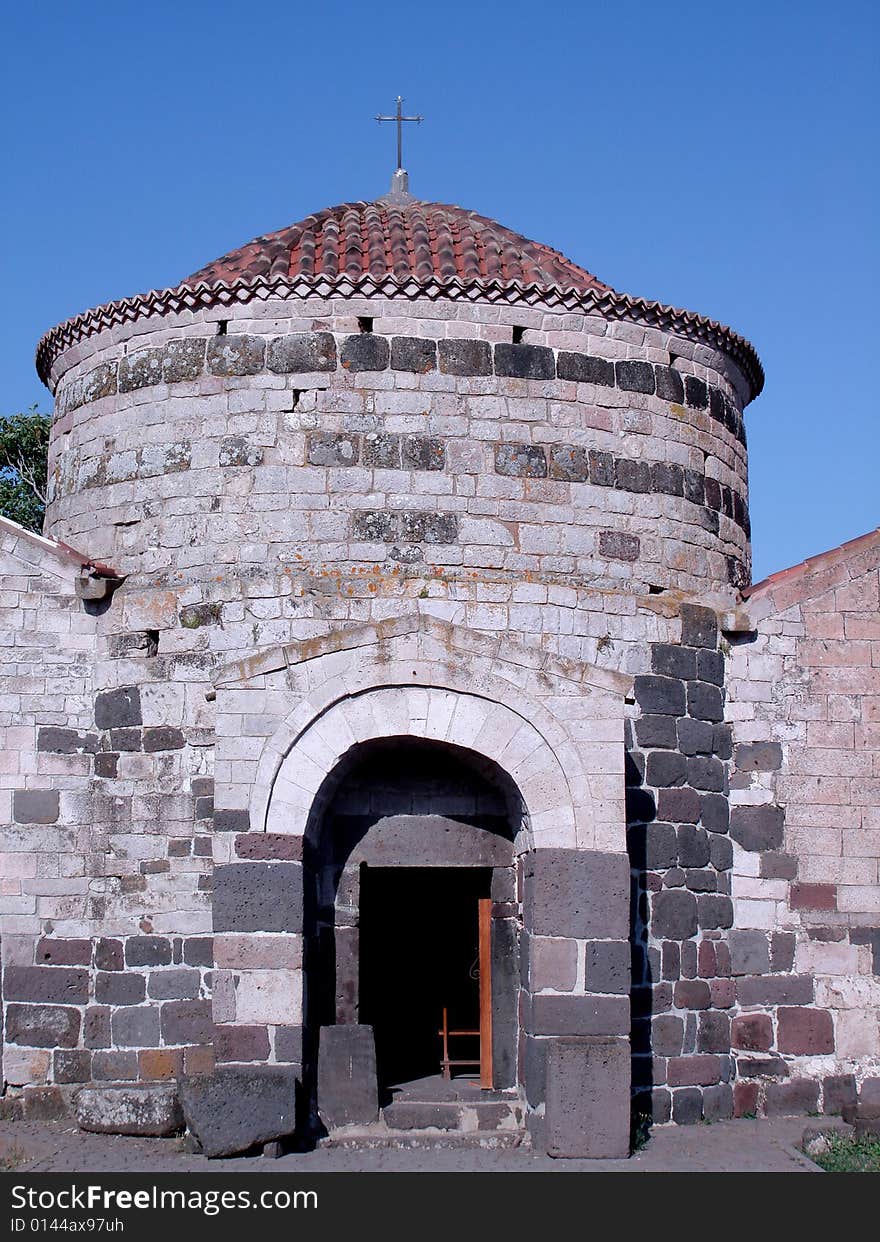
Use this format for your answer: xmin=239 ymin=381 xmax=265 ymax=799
xmin=1 ymin=170 xmax=878 ymax=1156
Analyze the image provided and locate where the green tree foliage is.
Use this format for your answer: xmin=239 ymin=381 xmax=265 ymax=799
xmin=0 ymin=408 xmax=51 ymax=533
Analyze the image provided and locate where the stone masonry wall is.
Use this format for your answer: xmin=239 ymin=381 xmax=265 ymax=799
xmin=44 ymin=297 xmax=751 ymax=597
xmin=725 ymin=532 xmax=880 ymax=1120
xmin=628 ymin=603 xmax=737 ymax=1125
xmin=0 ymin=520 xmax=99 ymax=1094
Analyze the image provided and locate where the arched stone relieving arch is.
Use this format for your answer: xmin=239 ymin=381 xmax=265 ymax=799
xmin=221 ymin=612 xmax=633 ymax=857
xmin=210 ymin=613 xmax=634 ymax=1157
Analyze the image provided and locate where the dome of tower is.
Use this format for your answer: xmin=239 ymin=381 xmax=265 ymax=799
xmin=183 ymin=198 xmax=612 ymax=293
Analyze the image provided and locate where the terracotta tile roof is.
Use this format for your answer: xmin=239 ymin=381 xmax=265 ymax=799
xmin=183 ymin=200 xmax=611 ymax=294
xmin=0 ymin=514 xmax=118 ymax=578
xmin=744 ymin=527 xmax=880 ymax=611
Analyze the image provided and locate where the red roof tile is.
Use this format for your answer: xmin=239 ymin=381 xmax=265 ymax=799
xmin=183 ymin=200 xmax=611 ymax=294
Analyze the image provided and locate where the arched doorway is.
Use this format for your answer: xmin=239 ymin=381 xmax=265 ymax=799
xmin=303 ymin=737 xmax=523 ymax=1112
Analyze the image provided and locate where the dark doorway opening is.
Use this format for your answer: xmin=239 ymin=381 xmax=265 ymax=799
xmin=359 ymin=866 xmax=491 ymax=1096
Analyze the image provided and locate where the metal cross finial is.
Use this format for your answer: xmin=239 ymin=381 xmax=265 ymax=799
xmin=375 ymin=95 xmax=423 ymax=172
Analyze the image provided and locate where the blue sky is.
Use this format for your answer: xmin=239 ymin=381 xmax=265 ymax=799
xmin=3 ymin=1 xmax=877 ymax=581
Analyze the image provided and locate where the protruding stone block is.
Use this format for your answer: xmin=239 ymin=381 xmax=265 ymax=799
xmin=179 ymin=1068 xmax=299 ymax=1157
xmin=317 ymin=1025 xmax=379 ymax=1129
xmin=544 ymin=1037 xmax=630 ymax=1158
xmin=75 ymin=1086 xmax=183 ymax=1137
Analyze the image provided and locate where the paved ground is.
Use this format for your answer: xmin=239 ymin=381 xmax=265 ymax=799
xmin=0 ymin=1116 xmax=818 ymax=1173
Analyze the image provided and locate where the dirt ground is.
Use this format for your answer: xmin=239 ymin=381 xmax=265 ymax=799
xmin=0 ymin=1115 xmax=818 ymax=1173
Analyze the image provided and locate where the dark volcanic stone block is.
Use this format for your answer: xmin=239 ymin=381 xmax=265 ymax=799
xmin=94 ymin=686 xmax=142 ymax=729
xmin=653 ymin=1014 xmax=684 ymax=1057
xmin=527 ymin=994 xmax=629 ymax=1037
xmin=736 ymin=974 xmax=814 ymax=1007
xmin=207 ymin=335 xmax=265 ymax=376
xmin=687 ymin=682 xmax=724 ymax=722
xmin=697 ymin=650 xmax=725 ymax=686
xmin=523 ymin=850 xmax=629 ymax=939
xmin=654 ymin=365 xmax=685 ymax=403
xmin=732 ymin=1013 xmax=774 ymax=1052
xmin=764 ymin=1080 xmax=819 ymax=1117
xmin=390 ymin=336 xmax=437 ymax=373
xmin=770 ymin=932 xmax=796 ymax=972
xmin=494 ymin=442 xmax=548 ymax=478
xmin=700 ymin=793 xmax=729 ymax=833
xmin=5 ymin=966 xmax=88 ymax=1005
xmin=583 ymin=941 xmax=630 ymax=995
xmin=494 ymin=342 xmax=554 ymax=380
xmin=684 ymin=376 xmax=708 ymax=409
xmin=677 ymin=826 xmax=710 ymax=867
xmin=823 ymin=1074 xmax=857 ymax=1116
xmin=268 ymin=332 xmax=337 ymax=373
xmin=13 ymin=790 xmax=60 ymax=824
xmin=307 ymin=431 xmax=359 ymax=467
xmin=683 ymin=469 xmax=706 ymax=505
xmin=402 ymin=435 xmax=445 ymax=471
xmin=652 ymin=889 xmax=698 ymax=940
xmin=777 ymin=1007 xmax=834 ymax=1054
xmin=730 ymin=805 xmax=785 ymax=852
xmin=697 ymin=894 xmax=733 ymax=929
xmin=598 ymin=530 xmax=640 ymax=562
xmin=677 ymin=717 xmax=715 ymax=755
xmin=728 ymin=930 xmax=770 ymax=976
xmin=687 ymin=755 xmax=726 ymax=791
xmin=557 ymin=352 xmax=615 ymax=386
xmin=111 ymin=1006 xmax=161 ymax=1048
xmin=180 ymin=1067 xmax=299 ymax=1158
xmin=629 ymin=821 xmax=677 ymax=869
xmin=616 ymin=360 xmax=655 ymax=394
xmin=147 ymin=969 xmax=201 ymax=1001
xmin=362 ymin=432 xmax=401 ymax=468
xmin=697 ymin=1011 xmax=731 ymax=1053
xmin=212 ymin=862 xmax=304 ymax=933
xmin=54 ymin=1049 xmax=92 ymax=1083
xmin=667 ymin=1054 xmax=722 ymax=1086
xmin=35 ymin=938 xmax=91 ymax=966
xmin=680 ymin=604 xmax=717 ymax=649
xmin=634 ymin=675 xmax=686 ymax=717
xmin=652 ymin=644 xmax=697 ymax=680
xmin=709 ymin=834 xmax=733 ymax=869
xmin=340 ymin=334 xmax=389 ymax=372
xmin=673 ymin=979 xmax=711 ymax=1009
xmin=614 ymin=458 xmax=651 ymax=493
xmin=544 ymin=1038 xmax=630 ymax=1158
xmin=645 ymin=751 xmax=687 ymax=787
xmin=548 ymin=444 xmax=589 ymax=482
xmin=702 ymin=1083 xmax=734 ymax=1122
xmin=438 ymin=338 xmax=492 ymax=375
xmin=6 ymin=1003 xmax=81 ymax=1048
xmin=125 ymin=936 xmax=172 ymax=967
xmin=96 ymin=971 xmax=146 ymax=1005
xmin=588 ymin=449 xmax=615 ymax=486
xmin=635 ymin=714 xmax=678 ymax=748
xmin=651 ymin=462 xmax=684 ymax=496
xmin=658 ymin=786 xmax=701 ymax=823
xmin=317 ymin=1025 xmax=379 ymax=1129
xmin=162 ymin=339 xmax=205 ymax=383
xmin=214 ymin=1025 xmax=271 ymax=1064
xmin=160 ymin=1000 xmax=213 ymax=1046
xmin=672 ymin=1087 xmax=703 ymax=1124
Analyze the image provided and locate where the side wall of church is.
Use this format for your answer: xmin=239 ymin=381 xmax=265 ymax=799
xmin=0 ymin=522 xmax=99 ymax=1090
xmin=725 ymin=535 xmax=880 ymax=1118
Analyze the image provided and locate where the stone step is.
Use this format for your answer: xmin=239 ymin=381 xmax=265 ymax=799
xmin=322 ymin=1127 xmax=527 ymax=1151
xmin=382 ymin=1097 xmax=524 ymax=1132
